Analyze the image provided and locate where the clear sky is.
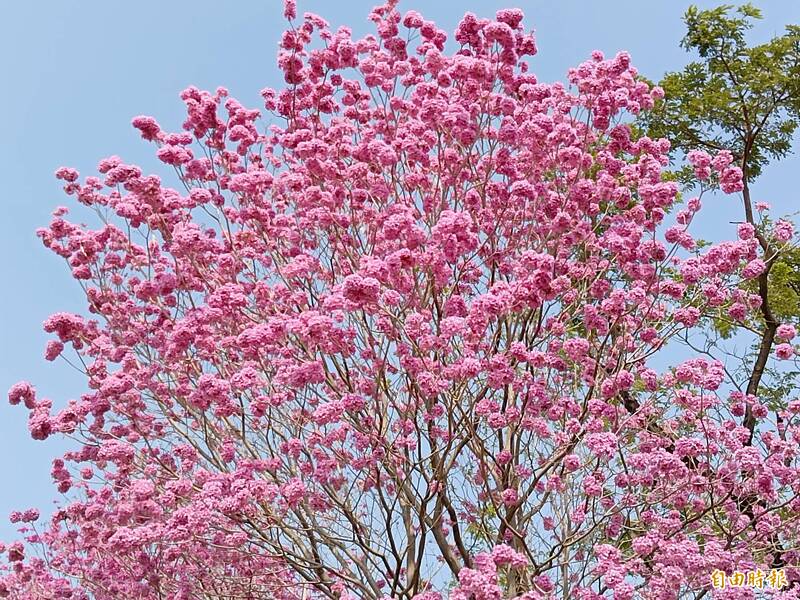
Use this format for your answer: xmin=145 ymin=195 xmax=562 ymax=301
xmin=1 ymin=0 xmax=799 ymax=542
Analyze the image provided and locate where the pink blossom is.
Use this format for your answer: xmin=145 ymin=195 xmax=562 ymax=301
xmin=686 ymin=149 xmax=712 ymax=180
xmin=7 ymin=382 xmax=36 ymax=409
xmin=582 ymin=475 xmax=603 ymax=497
xmin=313 ymin=401 xmax=344 ymax=425
xmin=712 ymin=150 xmax=734 ymax=170
xmin=737 ymin=222 xmax=755 ymax=240
xmin=402 ymin=10 xmax=424 ymax=28
xmin=742 ymin=258 xmax=766 ymax=278
xmin=490 ymin=544 xmax=527 ymax=568
xmin=131 ymin=115 xmax=161 ymax=141
xmin=156 ymin=144 xmax=193 ymax=166
xmin=501 ymin=488 xmax=518 ymax=507
xmin=727 ymin=302 xmax=747 ymax=321
xmin=54 ymin=167 xmax=79 ymax=182
xmin=776 ymin=343 xmax=795 ymax=360
xmin=774 ymin=219 xmax=794 ymax=242
xmin=44 ymin=340 xmax=63 ymax=361
xmin=342 ymin=274 xmax=380 ymax=307
xmin=586 ymin=432 xmax=618 ymax=459
xmin=282 ymin=0 xmax=296 ymax=20
xmin=281 ymin=478 xmax=306 ymax=507
xmin=720 ymin=166 xmax=744 ymax=193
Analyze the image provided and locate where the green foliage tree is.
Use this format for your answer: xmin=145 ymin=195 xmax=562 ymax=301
xmin=648 ymin=4 xmax=800 ymax=182
xmin=645 ymin=3 xmax=800 ymax=443
xmin=644 ymin=7 xmax=800 ymax=577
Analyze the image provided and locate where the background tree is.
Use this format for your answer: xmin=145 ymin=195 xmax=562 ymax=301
xmin=644 ymin=3 xmax=800 ymax=587
xmin=645 ymin=3 xmax=800 ymax=440
xmin=2 ymin=2 xmax=800 ymax=599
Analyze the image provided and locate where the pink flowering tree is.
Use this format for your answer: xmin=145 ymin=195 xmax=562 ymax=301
xmin=3 ymin=2 xmax=800 ymax=599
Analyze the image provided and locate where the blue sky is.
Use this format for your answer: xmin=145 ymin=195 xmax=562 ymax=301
xmin=1 ymin=0 xmax=799 ymax=541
